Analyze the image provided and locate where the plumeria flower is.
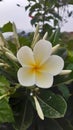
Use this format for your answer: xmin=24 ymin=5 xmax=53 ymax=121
xmin=17 ymin=39 xmax=64 ymax=88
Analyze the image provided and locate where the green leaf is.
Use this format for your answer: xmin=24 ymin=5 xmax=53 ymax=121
xmin=67 ymin=40 xmax=73 ymax=51
xmin=14 ymin=98 xmax=34 ymax=130
xmin=25 ymin=4 xmax=30 ymax=11
xmin=68 ymin=51 xmax=73 ymax=63
xmin=0 ymin=76 xmax=10 ymax=94
xmin=58 ymin=119 xmax=73 ymax=130
xmin=37 ymin=90 xmax=67 ymax=118
xmin=39 ymin=118 xmax=63 ymax=130
xmin=20 ymin=100 xmax=33 ymax=130
xmin=54 ymin=19 xmax=58 ymax=26
xmin=49 ymin=28 xmax=60 ymax=45
xmin=51 ymin=12 xmax=62 ymax=21
xmin=2 ymin=22 xmax=13 ymax=32
xmin=66 ymin=63 xmax=73 ymax=70
xmin=7 ymin=40 xmax=17 ymax=55
xmin=0 ymin=99 xmax=14 ymax=123
xmin=19 ymin=36 xmax=31 ymax=47
xmin=68 ymin=0 xmax=73 ymax=4
xmin=58 ymin=85 xmax=70 ymax=100
xmin=42 ymin=23 xmax=53 ymax=36
xmin=54 ymin=71 xmax=73 ymax=86
xmin=30 ymin=3 xmax=41 ymax=13
xmin=31 ymin=16 xmax=39 ymax=25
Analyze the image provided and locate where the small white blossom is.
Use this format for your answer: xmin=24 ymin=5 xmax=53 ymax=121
xmin=17 ymin=39 xmax=64 ymax=88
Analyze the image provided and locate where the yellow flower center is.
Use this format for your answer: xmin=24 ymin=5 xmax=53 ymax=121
xmin=32 ymin=64 xmax=40 ymax=72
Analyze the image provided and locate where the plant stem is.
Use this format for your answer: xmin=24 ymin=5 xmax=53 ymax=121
xmin=0 ymin=92 xmax=10 ymax=100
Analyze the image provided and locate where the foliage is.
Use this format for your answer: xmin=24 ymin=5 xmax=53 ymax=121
xmin=0 ymin=22 xmax=73 ymax=130
xmin=25 ymin=0 xmax=73 ymax=36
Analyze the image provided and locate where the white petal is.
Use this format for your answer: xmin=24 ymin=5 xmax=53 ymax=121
xmin=17 ymin=67 xmax=35 ymax=86
xmin=33 ymin=96 xmax=44 ymax=120
xmin=42 ymin=55 xmax=64 ymax=76
xmin=33 ymin=39 xmax=52 ymax=65
xmin=17 ymin=46 xmax=35 ymax=67
xmin=35 ymin=72 xmax=53 ymax=88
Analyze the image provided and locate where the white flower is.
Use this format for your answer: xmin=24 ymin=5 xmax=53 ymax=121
xmin=17 ymin=39 xmax=64 ymax=88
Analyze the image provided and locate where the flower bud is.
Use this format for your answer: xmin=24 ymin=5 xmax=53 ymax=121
xmin=43 ymin=32 xmax=48 ymax=40
xmin=59 ymin=70 xmax=72 ymax=75
xmin=5 ymin=52 xmax=18 ymax=62
xmin=31 ymin=33 xmax=40 ymax=48
xmin=0 ymin=32 xmax=8 ymax=47
xmin=33 ymin=96 xmax=44 ymax=120
xmin=2 ymin=46 xmax=12 ymax=53
xmin=12 ymin=22 xmax=20 ymax=49
xmin=0 ymin=63 xmax=5 ymax=66
xmin=0 ymin=63 xmax=10 ymax=68
xmin=33 ymin=24 xmax=39 ymax=40
xmin=52 ymin=44 xmax=60 ymax=53
xmin=31 ymin=24 xmax=40 ymax=49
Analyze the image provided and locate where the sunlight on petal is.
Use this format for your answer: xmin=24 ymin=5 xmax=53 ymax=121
xmin=42 ymin=55 xmax=64 ymax=75
xmin=33 ymin=39 xmax=52 ymax=65
xmin=36 ymin=72 xmax=53 ymax=88
xmin=17 ymin=67 xmax=35 ymax=86
xmin=17 ymin=46 xmax=35 ymax=67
